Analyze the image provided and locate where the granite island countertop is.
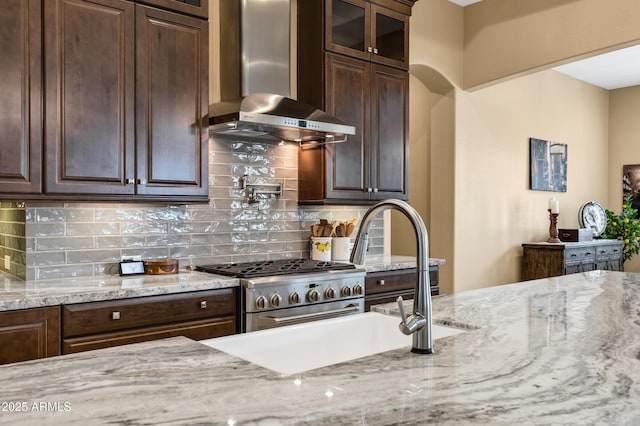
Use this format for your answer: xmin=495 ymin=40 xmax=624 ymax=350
xmin=0 ymin=255 xmax=441 ymax=311
xmin=1 ymin=270 xmax=638 ymax=425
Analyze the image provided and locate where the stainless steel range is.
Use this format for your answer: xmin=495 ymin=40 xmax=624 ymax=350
xmin=196 ymin=259 xmax=366 ymax=332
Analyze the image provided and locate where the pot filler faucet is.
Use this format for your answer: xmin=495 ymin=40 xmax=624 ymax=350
xmin=350 ymin=199 xmax=434 ymax=354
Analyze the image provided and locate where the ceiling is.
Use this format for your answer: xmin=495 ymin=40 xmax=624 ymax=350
xmin=552 ymin=45 xmax=640 ymax=90
xmin=445 ymin=0 xmax=640 ymax=90
xmin=447 ymin=0 xmax=482 ymax=5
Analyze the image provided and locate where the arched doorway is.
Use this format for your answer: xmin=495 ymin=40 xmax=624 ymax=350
xmin=390 ymin=64 xmax=456 ymax=295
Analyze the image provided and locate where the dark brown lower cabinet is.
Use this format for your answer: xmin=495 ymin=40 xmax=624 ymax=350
xmin=62 ymin=288 xmax=237 ymax=354
xmin=364 ymin=267 xmax=439 ymax=311
xmin=0 ymin=306 xmax=61 ymax=365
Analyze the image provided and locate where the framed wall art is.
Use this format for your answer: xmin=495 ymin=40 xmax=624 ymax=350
xmin=623 ymin=164 xmax=640 ymax=211
xmin=529 ymin=137 xmax=567 ymax=192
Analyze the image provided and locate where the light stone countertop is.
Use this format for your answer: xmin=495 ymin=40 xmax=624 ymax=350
xmin=359 ymin=254 xmax=445 ymax=272
xmin=0 ymin=256 xmax=441 ymax=311
xmin=0 ymin=270 xmax=239 ymax=311
xmin=1 ymin=270 xmax=638 ymax=425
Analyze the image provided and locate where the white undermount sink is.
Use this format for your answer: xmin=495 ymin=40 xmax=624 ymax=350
xmin=199 ymin=312 xmax=465 ymax=375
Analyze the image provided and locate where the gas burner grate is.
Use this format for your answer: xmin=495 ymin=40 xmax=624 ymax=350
xmin=196 ymin=258 xmax=356 ymax=278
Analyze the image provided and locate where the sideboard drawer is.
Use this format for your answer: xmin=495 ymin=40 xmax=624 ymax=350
xmin=595 ymin=244 xmax=622 ymax=259
xmin=564 ymin=246 xmax=596 ymax=264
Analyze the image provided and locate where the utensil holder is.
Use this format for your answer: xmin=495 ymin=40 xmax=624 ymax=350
xmin=310 ymin=237 xmax=332 ymax=261
xmin=331 ymin=237 xmax=351 ymax=261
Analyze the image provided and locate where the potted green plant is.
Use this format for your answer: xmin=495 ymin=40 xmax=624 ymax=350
xmin=601 ymin=194 xmax=640 ymax=264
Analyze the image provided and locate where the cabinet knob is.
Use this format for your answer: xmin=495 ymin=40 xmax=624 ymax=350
xmin=112 ymin=311 xmax=121 ymax=320
xmin=138 ymin=178 xmax=147 ymax=185
xmin=367 ymin=46 xmax=373 ymax=53
xmin=366 ymin=187 xmax=373 ymax=193
xmin=373 ymin=48 xmax=378 ymax=54
xmin=126 ymin=178 xmax=135 ymax=184
xmin=378 ymin=279 xmax=385 ymax=286
xmin=200 ymin=301 xmax=208 ymax=309
xmin=373 ymin=188 xmax=378 ymax=193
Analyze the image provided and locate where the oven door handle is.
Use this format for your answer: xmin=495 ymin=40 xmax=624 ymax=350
xmin=262 ymin=305 xmax=361 ymax=326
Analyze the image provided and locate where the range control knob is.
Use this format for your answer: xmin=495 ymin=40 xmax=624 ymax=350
xmin=340 ymin=286 xmax=352 ymax=297
xmin=307 ymin=289 xmax=319 ymax=303
xmin=289 ymin=292 xmax=300 ymax=304
xmin=255 ymin=295 xmax=267 ymax=310
xmin=270 ymin=294 xmax=282 ymax=307
xmin=324 ymin=287 xmax=336 ymax=300
xmin=353 ymin=284 xmax=363 ymax=295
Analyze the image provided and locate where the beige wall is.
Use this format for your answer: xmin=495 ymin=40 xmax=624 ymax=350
xmin=406 ymin=0 xmax=613 ymax=292
xmin=608 ymin=86 xmax=640 ymax=273
xmin=464 ymin=0 xmax=640 ymax=89
xmin=454 ymin=70 xmax=609 ymax=290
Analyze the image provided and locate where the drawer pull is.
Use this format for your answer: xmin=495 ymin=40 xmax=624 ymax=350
xmin=200 ymin=301 xmax=208 ymax=309
xmin=378 ymin=279 xmax=385 ymax=286
xmin=112 ymin=311 xmax=121 ymax=320
xmin=571 ymin=253 xmax=577 ymax=257
xmin=585 ymin=252 xmax=592 ymax=256
xmin=600 ymin=250 xmax=606 ymax=254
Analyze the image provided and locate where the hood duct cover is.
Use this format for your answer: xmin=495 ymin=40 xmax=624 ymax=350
xmin=209 ymin=0 xmax=355 ymax=144
xmin=210 ymin=93 xmax=355 ymax=144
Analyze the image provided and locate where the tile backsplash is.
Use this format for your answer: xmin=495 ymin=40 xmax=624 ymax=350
xmin=1 ymin=139 xmax=383 ymax=281
xmin=0 ymin=202 xmax=27 ymax=279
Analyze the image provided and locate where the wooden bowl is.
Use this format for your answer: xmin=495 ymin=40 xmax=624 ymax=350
xmin=143 ymin=259 xmax=179 ymax=275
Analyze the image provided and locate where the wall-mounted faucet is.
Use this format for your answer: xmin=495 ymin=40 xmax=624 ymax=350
xmin=350 ymin=199 xmax=434 ymax=354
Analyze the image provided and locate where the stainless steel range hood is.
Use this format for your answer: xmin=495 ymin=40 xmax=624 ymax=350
xmin=209 ymin=0 xmax=355 ymax=144
xmin=210 ymin=93 xmax=355 ymax=144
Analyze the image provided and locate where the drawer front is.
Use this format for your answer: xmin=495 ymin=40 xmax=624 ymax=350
xmin=365 ymin=289 xmax=414 ymax=312
xmin=594 ymin=243 xmax=623 ymax=260
xmin=63 ymin=288 xmax=236 ymax=337
xmin=365 ymin=268 xmax=438 ymax=296
xmin=564 ymin=246 xmax=596 ymax=264
xmin=62 ymin=315 xmax=235 ymax=354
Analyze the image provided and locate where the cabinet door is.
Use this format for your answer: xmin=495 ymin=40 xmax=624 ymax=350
xmin=371 ymin=4 xmax=409 ymax=69
xmin=325 ymin=0 xmax=371 ymax=62
xmin=323 ymin=53 xmax=371 ymax=201
xmin=44 ymin=0 xmax=136 ymax=195
xmin=0 ymin=307 xmax=60 ymax=365
xmin=137 ymin=0 xmax=208 ymax=19
xmin=370 ymin=64 xmax=408 ymax=200
xmin=0 ymin=0 xmax=42 ymax=194
xmin=135 ymin=5 xmax=208 ymax=197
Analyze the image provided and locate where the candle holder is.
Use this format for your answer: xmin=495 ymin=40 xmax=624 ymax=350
xmin=547 ymin=209 xmax=560 ymax=243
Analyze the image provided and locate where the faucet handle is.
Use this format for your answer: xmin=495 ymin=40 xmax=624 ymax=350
xmin=396 ymin=296 xmax=408 ymax=325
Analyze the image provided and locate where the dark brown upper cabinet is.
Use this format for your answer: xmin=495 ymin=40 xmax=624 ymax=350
xmin=297 ymin=1 xmax=412 ymax=204
xmin=134 ymin=4 xmax=208 ymax=198
xmin=44 ymin=0 xmax=136 ymax=196
xmin=137 ymin=0 xmax=208 ymax=19
xmin=0 ymin=0 xmax=43 ymax=195
xmin=325 ymin=0 xmax=409 ymax=70
xmin=43 ymin=0 xmax=208 ymax=200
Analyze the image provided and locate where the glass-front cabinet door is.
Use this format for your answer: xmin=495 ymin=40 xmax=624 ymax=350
xmin=326 ymin=0 xmax=370 ymax=61
xmin=326 ymin=0 xmax=409 ymax=70
xmin=371 ymin=4 xmax=408 ymax=69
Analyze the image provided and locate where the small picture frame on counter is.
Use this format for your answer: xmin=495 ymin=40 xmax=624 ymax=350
xmin=118 ymin=260 xmax=145 ymax=276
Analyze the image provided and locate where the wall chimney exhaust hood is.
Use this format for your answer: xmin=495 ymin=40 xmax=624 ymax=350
xmin=210 ymin=93 xmax=355 ymax=145
xmin=209 ymin=0 xmax=355 ymax=145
